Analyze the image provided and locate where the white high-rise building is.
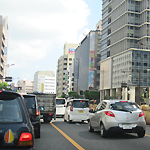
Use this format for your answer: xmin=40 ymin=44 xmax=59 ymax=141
xmin=33 ymin=71 xmax=56 ymax=94
xmin=56 ymin=43 xmax=79 ymax=97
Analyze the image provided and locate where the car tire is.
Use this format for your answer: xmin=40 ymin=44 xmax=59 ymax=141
xmin=100 ymin=123 xmax=108 ymax=138
xmin=137 ymin=130 xmax=145 ymax=138
xmin=35 ymin=130 xmax=40 ymax=138
xmin=64 ymin=115 xmax=66 ymax=122
xmin=88 ymin=121 xmax=94 ymax=132
xmin=68 ymin=116 xmax=72 ymax=124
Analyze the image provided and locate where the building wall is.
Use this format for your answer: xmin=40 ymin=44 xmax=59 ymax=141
xmin=34 ymin=71 xmax=56 ymax=94
xmin=57 ymin=43 xmax=79 ymax=96
xmin=101 ymin=0 xmax=150 ymax=103
xmin=0 ymin=16 xmax=8 ymax=81
xmin=74 ymin=31 xmax=100 ymax=93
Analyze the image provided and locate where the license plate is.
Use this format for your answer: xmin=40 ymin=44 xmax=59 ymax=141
xmin=122 ymin=125 xmax=132 ymax=129
xmin=119 ymin=124 xmax=137 ymax=129
xmin=78 ymin=110 xmax=84 ymax=113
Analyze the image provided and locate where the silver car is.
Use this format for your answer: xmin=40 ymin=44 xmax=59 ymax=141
xmin=88 ymin=100 xmax=146 ymax=138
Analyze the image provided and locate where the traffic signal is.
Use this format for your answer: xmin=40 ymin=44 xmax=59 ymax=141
xmin=5 ymin=77 xmax=12 ymax=82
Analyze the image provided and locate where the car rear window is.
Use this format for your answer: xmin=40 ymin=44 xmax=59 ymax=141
xmin=56 ymin=99 xmax=65 ymax=105
xmin=0 ymin=99 xmax=23 ymax=122
xmin=73 ymin=100 xmax=89 ymax=108
xmin=23 ymin=96 xmax=36 ymax=114
xmin=110 ymin=101 xmax=139 ymax=112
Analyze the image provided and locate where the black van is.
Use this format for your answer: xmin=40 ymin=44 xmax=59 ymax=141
xmin=22 ymin=94 xmax=41 ymax=138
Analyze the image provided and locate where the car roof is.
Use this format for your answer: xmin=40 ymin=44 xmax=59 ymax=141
xmin=102 ymin=99 xmax=135 ymax=103
xmin=69 ymin=99 xmax=89 ymax=102
xmin=0 ymin=90 xmax=22 ymax=100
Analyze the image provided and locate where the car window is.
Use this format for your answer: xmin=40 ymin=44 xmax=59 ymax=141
xmin=56 ymin=99 xmax=65 ymax=105
xmin=73 ymin=100 xmax=89 ymax=108
xmin=95 ymin=101 xmax=102 ymax=112
xmin=23 ymin=96 xmax=36 ymax=114
xmin=110 ymin=101 xmax=139 ymax=111
xmin=100 ymin=102 xmax=107 ymax=110
xmin=0 ymin=99 xmax=23 ymax=122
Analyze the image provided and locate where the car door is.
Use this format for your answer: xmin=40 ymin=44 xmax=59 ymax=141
xmin=94 ymin=101 xmax=107 ymax=128
xmin=90 ymin=102 xmax=102 ymax=128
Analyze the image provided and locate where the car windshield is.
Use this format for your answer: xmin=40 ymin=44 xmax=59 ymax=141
xmin=23 ymin=96 xmax=36 ymax=114
xmin=56 ymin=99 xmax=65 ymax=105
xmin=110 ymin=101 xmax=139 ymax=112
xmin=0 ymin=99 xmax=23 ymax=122
xmin=73 ymin=100 xmax=89 ymax=108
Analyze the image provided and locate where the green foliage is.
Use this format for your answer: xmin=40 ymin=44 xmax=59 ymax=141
xmin=104 ymin=95 xmax=115 ymax=100
xmin=83 ymin=91 xmax=100 ymax=100
xmin=0 ymin=82 xmax=12 ymax=91
xmin=68 ymin=91 xmax=79 ymax=98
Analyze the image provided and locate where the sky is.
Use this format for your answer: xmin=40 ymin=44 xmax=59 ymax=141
xmin=0 ymin=0 xmax=102 ymax=83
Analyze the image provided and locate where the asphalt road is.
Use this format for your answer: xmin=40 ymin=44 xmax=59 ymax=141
xmin=35 ymin=118 xmax=150 ymax=150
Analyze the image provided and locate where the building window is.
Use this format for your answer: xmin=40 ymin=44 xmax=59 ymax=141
xmin=69 ymin=58 xmax=72 ymax=61
xmin=144 ymin=63 xmax=147 ymax=66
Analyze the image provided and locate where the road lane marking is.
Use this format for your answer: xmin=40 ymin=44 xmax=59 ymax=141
xmin=50 ymin=122 xmax=85 ymax=150
xmin=145 ymin=134 xmax=150 ymax=137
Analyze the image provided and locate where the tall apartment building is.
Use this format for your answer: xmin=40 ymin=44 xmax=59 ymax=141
xmin=0 ymin=16 xmax=9 ymax=81
xmin=34 ymin=71 xmax=56 ymax=94
xmin=56 ymin=43 xmax=79 ymax=96
xmin=74 ymin=30 xmax=101 ymax=94
xmin=100 ymin=0 xmax=150 ymax=104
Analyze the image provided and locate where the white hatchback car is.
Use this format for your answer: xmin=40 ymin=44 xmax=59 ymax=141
xmin=88 ymin=100 xmax=146 ymax=138
xmin=64 ymin=99 xmax=90 ymax=123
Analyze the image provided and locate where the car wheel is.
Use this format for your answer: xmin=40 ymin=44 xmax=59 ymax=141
xmin=64 ymin=115 xmax=66 ymax=122
xmin=68 ymin=116 xmax=72 ymax=124
xmin=35 ymin=130 xmax=40 ymax=138
xmin=137 ymin=130 xmax=145 ymax=138
xmin=100 ymin=123 xmax=108 ymax=138
xmin=88 ymin=121 xmax=94 ymax=132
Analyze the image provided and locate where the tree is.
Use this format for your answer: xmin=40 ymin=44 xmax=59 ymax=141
xmin=68 ymin=91 xmax=79 ymax=98
xmin=0 ymin=82 xmax=12 ymax=91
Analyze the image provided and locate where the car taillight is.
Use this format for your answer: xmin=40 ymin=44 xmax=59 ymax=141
xmin=89 ymin=108 xmax=91 ymax=110
xmin=139 ymin=111 xmax=144 ymax=117
xmin=105 ymin=111 xmax=115 ymax=117
xmin=49 ymin=113 xmax=52 ymax=116
xmin=0 ymin=91 xmax=2 ymax=93
xmin=70 ymin=107 xmax=73 ymax=111
xmin=18 ymin=133 xmax=33 ymax=147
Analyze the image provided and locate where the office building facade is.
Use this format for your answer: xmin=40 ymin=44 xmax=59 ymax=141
xmin=74 ymin=30 xmax=101 ymax=94
xmin=100 ymin=0 xmax=150 ymax=104
xmin=34 ymin=71 xmax=56 ymax=94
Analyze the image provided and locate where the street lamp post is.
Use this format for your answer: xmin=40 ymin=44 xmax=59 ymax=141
xmin=122 ymin=70 xmax=140 ymax=104
xmin=100 ymin=69 xmax=104 ymax=101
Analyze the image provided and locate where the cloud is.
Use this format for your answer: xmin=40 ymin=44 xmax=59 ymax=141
xmin=0 ymin=0 xmax=91 ymax=81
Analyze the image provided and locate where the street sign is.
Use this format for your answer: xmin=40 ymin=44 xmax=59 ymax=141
xmin=5 ymin=77 xmax=12 ymax=82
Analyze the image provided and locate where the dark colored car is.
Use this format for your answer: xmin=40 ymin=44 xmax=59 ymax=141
xmin=0 ymin=90 xmax=34 ymax=149
xmin=22 ymin=94 xmax=41 ymax=138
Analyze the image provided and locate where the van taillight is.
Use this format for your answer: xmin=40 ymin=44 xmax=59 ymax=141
xmin=18 ymin=133 xmax=33 ymax=147
xmin=70 ymin=107 xmax=73 ymax=111
xmin=36 ymin=110 xmax=39 ymax=116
